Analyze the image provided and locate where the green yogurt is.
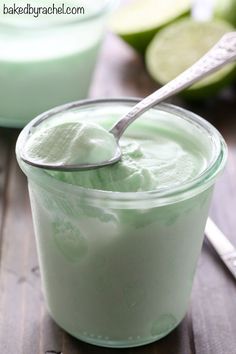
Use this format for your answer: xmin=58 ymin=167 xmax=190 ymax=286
xmin=16 ymin=100 xmax=227 ymax=348
xmin=0 ymin=0 xmax=112 ymax=127
xmin=24 ymin=110 xmax=208 ymax=192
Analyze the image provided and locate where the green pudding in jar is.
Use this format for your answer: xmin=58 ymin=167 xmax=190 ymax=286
xmin=16 ymin=99 xmax=227 ymax=347
xmin=0 ymin=0 xmax=114 ymax=127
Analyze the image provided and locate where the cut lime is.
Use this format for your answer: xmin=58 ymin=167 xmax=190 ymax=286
xmin=213 ymin=0 xmax=236 ymax=27
xmin=110 ymin=0 xmax=191 ymax=53
xmin=146 ymin=19 xmax=236 ymax=98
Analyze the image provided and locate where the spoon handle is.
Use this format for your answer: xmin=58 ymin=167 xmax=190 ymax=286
xmin=205 ymin=218 xmax=236 ymax=280
xmin=111 ymin=32 xmax=236 ymax=140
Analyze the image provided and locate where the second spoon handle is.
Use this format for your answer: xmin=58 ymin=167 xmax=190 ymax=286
xmin=111 ymin=31 xmax=236 ymax=140
xmin=205 ymin=218 xmax=236 ymax=280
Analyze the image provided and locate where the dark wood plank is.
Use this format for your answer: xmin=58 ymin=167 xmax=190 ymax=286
xmin=0 ymin=130 xmax=22 ymax=349
xmin=0 ymin=129 xmax=12 ymax=243
xmin=0 ymin=148 xmax=41 ymax=353
xmin=191 ymin=244 xmax=236 ymax=354
xmin=189 ymin=130 xmax=236 ymax=354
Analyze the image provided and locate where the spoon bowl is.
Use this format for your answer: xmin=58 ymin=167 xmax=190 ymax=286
xmin=21 ymin=139 xmax=122 ymax=171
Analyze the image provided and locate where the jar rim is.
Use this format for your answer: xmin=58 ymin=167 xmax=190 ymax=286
xmin=0 ymin=0 xmax=117 ymax=30
xmin=16 ymin=98 xmax=227 ymax=207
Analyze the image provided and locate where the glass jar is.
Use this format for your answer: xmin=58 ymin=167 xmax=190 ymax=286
xmin=0 ymin=0 xmax=115 ymax=127
xmin=16 ymin=98 xmax=227 ymax=347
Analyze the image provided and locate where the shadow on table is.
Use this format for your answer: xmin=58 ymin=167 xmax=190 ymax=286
xmin=41 ymin=314 xmax=189 ymax=354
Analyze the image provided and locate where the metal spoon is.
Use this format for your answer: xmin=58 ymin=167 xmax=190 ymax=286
xmin=21 ymin=31 xmax=236 ymax=171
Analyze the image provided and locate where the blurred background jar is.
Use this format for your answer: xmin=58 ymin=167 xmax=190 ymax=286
xmin=0 ymin=0 xmax=115 ymax=127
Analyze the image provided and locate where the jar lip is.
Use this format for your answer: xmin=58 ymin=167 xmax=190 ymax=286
xmin=0 ymin=0 xmax=117 ymax=30
xmin=16 ymin=98 xmax=227 ymax=207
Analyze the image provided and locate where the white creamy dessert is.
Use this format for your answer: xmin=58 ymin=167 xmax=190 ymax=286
xmin=24 ymin=109 xmax=208 ymax=191
xmin=0 ymin=0 xmax=111 ymax=126
xmin=16 ymin=101 xmax=227 ymax=347
xmin=24 ymin=121 xmax=117 ymax=165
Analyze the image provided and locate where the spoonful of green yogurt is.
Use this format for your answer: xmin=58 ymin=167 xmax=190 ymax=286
xmin=21 ymin=32 xmax=236 ymax=171
xmin=23 ymin=120 xmax=119 ymax=171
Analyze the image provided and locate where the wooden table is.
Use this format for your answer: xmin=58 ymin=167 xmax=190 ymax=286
xmin=0 ymin=34 xmax=236 ymax=354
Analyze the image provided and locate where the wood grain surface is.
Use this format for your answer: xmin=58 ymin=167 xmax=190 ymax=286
xmin=0 ymin=33 xmax=236 ymax=354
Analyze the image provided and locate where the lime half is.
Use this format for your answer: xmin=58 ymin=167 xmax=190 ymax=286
xmin=214 ymin=0 xmax=236 ymax=27
xmin=110 ymin=0 xmax=191 ymax=53
xmin=146 ymin=19 xmax=236 ymax=98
